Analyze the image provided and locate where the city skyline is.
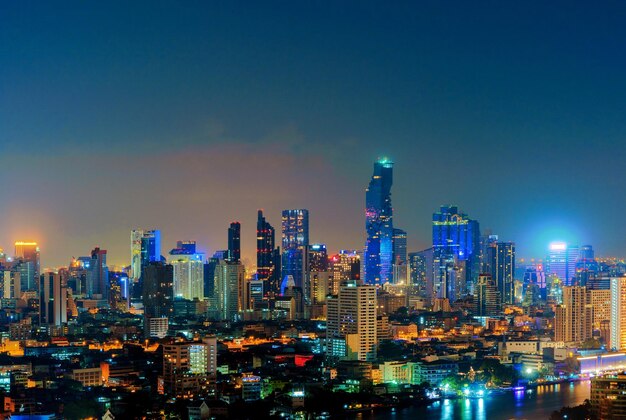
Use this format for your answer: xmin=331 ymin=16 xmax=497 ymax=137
xmin=3 ymin=2 xmax=626 ymax=267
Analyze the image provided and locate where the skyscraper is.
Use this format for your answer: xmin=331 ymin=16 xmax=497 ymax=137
xmin=491 ymin=242 xmax=516 ymax=305
xmin=227 ymin=222 xmax=241 ymax=263
xmin=308 ymin=244 xmax=328 ymax=272
xmin=281 ymin=209 xmax=309 ymax=291
xmin=554 ymin=286 xmax=593 ymax=344
xmin=432 ymin=206 xmax=480 ymax=296
xmin=213 ymin=260 xmax=245 ymax=322
xmin=474 ymin=274 xmax=501 ymax=316
xmin=547 ymin=242 xmax=579 ymax=286
xmin=39 ymin=272 xmax=67 ymax=326
xmin=14 ymin=241 xmax=40 ymax=292
xmin=610 ymin=277 xmax=626 ymax=351
xmin=365 ymin=158 xmax=394 ymax=285
xmin=329 ymin=250 xmax=360 ymax=295
xmin=392 ymin=228 xmax=407 ymax=265
xmin=169 ymin=241 xmax=205 ymax=300
xmin=142 ymin=262 xmax=173 ymax=337
xmin=256 ymin=210 xmax=280 ymax=293
xmin=326 ymin=281 xmax=377 ymax=361
xmin=141 ymin=230 xmax=162 ymax=267
xmin=86 ymin=247 xmax=109 ymax=300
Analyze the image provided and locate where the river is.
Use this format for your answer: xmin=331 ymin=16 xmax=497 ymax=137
xmin=355 ymin=380 xmax=591 ymax=420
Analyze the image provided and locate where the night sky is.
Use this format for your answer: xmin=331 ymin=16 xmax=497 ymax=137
xmin=2 ymin=1 xmax=626 ymax=268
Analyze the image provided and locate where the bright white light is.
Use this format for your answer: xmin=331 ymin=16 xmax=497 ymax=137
xmin=550 ymin=242 xmax=567 ymax=251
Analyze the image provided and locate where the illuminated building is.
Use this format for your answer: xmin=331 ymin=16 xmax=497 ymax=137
xmin=474 ymin=274 xmax=501 ymax=316
xmin=392 ymin=228 xmax=407 ymax=265
xmin=308 ymin=244 xmax=328 ymax=272
xmin=86 ymin=247 xmax=109 ymax=300
xmin=409 ymin=248 xmax=433 ymax=298
xmin=131 ymin=229 xmax=161 ymax=300
xmin=432 ymin=206 xmax=480 ymax=297
xmin=309 ymin=271 xmax=330 ymax=304
xmin=554 ymin=286 xmax=592 ymax=344
xmin=591 ymin=374 xmax=626 ymax=419
xmin=522 ymin=264 xmax=546 ymax=304
xmin=256 ymin=210 xmax=280 ymax=293
xmin=213 ymin=260 xmax=245 ymax=321
xmin=163 ymin=338 xmax=217 ymax=398
xmin=39 ymin=272 xmax=67 ymax=326
xmin=241 ymin=373 xmax=262 ymax=401
xmin=588 ymin=289 xmax=611 ymax=330
xmin=227 ymin=222 xmax=241 ymax=263
xmin=547 ymin=242 xmax=579 ymax=286
xmin=168 ymin=241 xmax=205 ymax=300
xmin=329 ymin=250 xmax=360 ymax=294
xmin=491 ymin=241 xmax=515 ymax=305
xmin=326 ymin=281 xmax=377 ymax=361
xmin=14 ymin=241 xmax=40 ymax=284
xmin=364 ymin=158 xmax=394 ymax=285
xmin=142 ymin=262 xmax=173 ymax=338
xmin=281 ymin=209 xmax=309 ymax=295
xmin=610 ymin=277 xmax=626 ymax=350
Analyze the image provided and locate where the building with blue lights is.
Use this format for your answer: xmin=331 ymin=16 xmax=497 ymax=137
xmin=281 ymin=209 xmax=309 ymax=293
xmin=364 ymin=158 xmax=394 ymax=285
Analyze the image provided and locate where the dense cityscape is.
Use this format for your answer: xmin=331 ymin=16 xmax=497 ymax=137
xmin=0 ymin=158 xmax=622 ymax=419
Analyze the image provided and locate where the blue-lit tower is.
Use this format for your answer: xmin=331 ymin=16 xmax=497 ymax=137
xmin=365 ymin=158 xmax=394 ymax=284
xmin=432 ymin=206 xmax=480 ymax=299
xmin=281 ymin=209 xmax=309 ymax=291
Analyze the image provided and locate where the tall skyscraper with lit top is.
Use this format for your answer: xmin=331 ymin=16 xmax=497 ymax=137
xmin=257 ymin=210 xmax=280 ymax=293
xmin=365 ymin=158 xmax=394 ymax=285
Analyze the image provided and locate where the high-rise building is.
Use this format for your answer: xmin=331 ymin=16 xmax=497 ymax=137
xmin=309 ymin=271 xmax=330 ymax=304
xmin=474 ymin=274 xmax=501 ymax=316
xmin=591 ymin=374 xmax=626 ymax=419
xmin=326 ymin=281 xmax=377 ymax=361
xmin=130 ymin=230 xmax=144 ymax=282
xmin=213 ymin=260 xmax=245 ymax=322
xmin=142 ymin=262 xmax=173 ymax=337
xmin=39 ymin=272 xmax=67 ymax=326
xmin=14 ymin=241 xmax=40 ymax=279
xmin=86 ymin=247 xmax=109 ymax=300
xmin=588 ymin=288 xmax=611 ymax=331
xmin=329 ymin=250 xmax=360 ymax=295
xmin=256 ymin=210 xmax=280 ymax=293
xmin=364 ymin=158 xmax=394 ymax=285
xmin=169 ymin=241 xmax=205 ymax=300
xmin=392 ymin=229 xmax=407 ymax=265
xmin=162 ymin=337 xmax=218 ymax=398
xmin=308 ymin=244 xmax=328 ymax=272
xmin=281 ymin=209 xmax=309 ymax=292
xmin=432 ymin=206 xmax=480 ymax=297
xmin=554 ymin=286 xmax=593 ymax=344
xmin=610 ymin=277 xmax=626 ymax=351
xmin=547 ymin=242 xmax=579 ymax=286
xmin=227 ymin=222 xmax=241 ymax=263
xmin=491 ymin=242 xmax=516 ymax=305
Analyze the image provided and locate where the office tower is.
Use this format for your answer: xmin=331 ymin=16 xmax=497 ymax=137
xmin=168 ymin=241 xmax=205 ymax=300
xmin=588 ymin=289 xmax=611 ymax=330
xmin=256 ymin=210 xmax=281 ymax=293
xmin=391 ymin=229 xmax=408 ymax=284
xmin=432 ymin=206 xmax=480 ymax=297
xmin=576 ymin=245 xmax=598 ymax=286
xmin=86 ymin=247 xmax=109 ymax=300
xmin=610 ymin=277 xmax=626 ymax=350
xmin=309 ymin=271 xmax=330 ymax=304
xmin=329 ymin=250 xmax=360 ymax=295
xmin=408 ymin=251 xmax=427 ymax=297
xmin=130 ymin=230 xmax=144 ymax=282
xmin=392 ymin=229 xmax=407 ymax=265
xmin=281 ymin=209 xmax=309 ymax=294
xmin=2 ymin=269 xmax=20 ymax=299
xmin=162 ymin=337 xmax=217 ymax=398
xmin=247 ymin=279 xmax=265 ymax=309
xmin=491 ymin=242 xmax=515 ymax=305
xmin=522 ymin=264 xmax=547 ymax=303
xmin=364 ymin=158 xmax=394 ymax=285
xmin=213 ymin=260 xmax=245 ymax=321
xmin=554 ymin=286 xmax=592 ymax=344
xmin=12 ymin=259 xmax=36 ymax=293
xmin=308 ymin=244 xmax=328 ymax=272
xmin=14 ymin=241 xmax=40 ymax=281
xmin=140 ymin=230 xmax=161 ymax=265
xmin=479 ymin=234 xmax=498 ymax=274
xmin=474 ymin=274 xmax=501 ymax=316
xmin=326 ymin=281 xmax=377 ymax=361
xmin=227 ymin=222 xmax=241 ymax=263
xmin=283 ymin=279 xmax=304 ymax=319
xmin=39 ymin=272 xmax=67 ymax=326
xmin=108 ymin=271 xmax=130 ymax=310
xmin=142 ymin=262 xmax=174 ymax=337
xmin=547 ymin=242 xmax=579 ymax=286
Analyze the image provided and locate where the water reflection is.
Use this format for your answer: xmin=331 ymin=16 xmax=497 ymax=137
xmin=357 ymin=381 xmax=591 ymax=420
